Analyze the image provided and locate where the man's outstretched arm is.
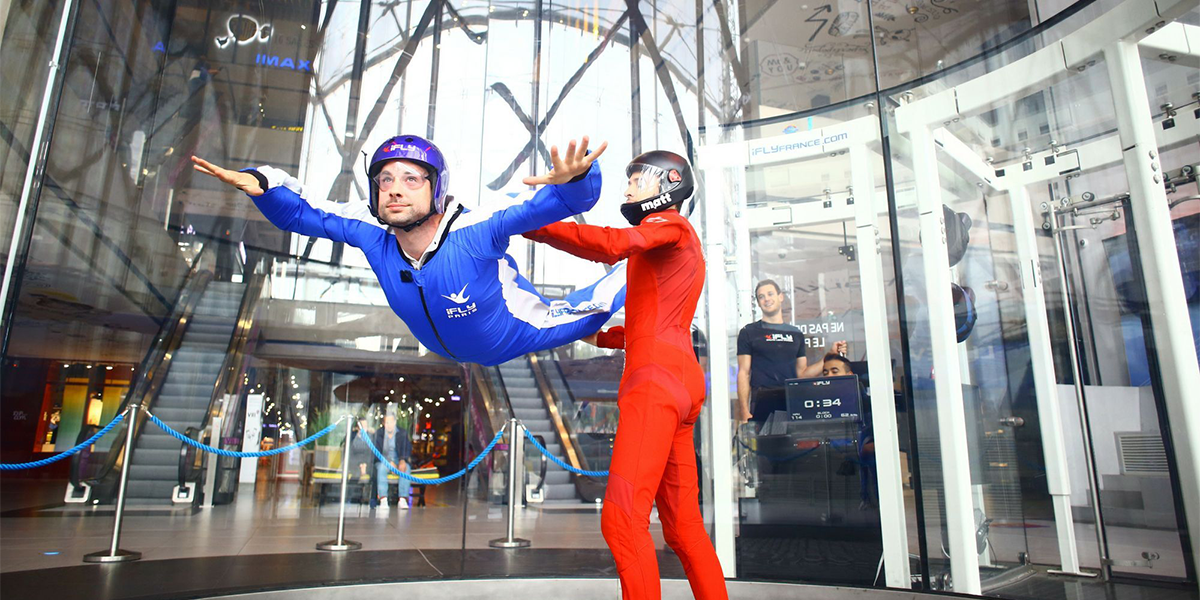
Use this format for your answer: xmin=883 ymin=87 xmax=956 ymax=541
xmin=472 ymin=138 xmax=608 ymax=253
xmin=192 ymin=156 xmax=385 ymax=249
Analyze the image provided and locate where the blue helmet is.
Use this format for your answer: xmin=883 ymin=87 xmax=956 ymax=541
xmin=366 ymin=135 xmax=450 ymax=230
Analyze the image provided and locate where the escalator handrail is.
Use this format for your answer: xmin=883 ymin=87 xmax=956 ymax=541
xmin=491 ymin=366 xmax=517 ymax=420
xmin=467 ymin=364 xmax=505 ymax=442
xmin=78 ymin=246 xmax=215 ymax=491
xmin=527 ymin=352 xmax=587 ymax=472
xmin=177 ymin=426 xmax=202 ymax=490
xmin=530 ymin=433 xmax=548 ymax=496
xmin=67 ymin=424 xmax=99 ymax=491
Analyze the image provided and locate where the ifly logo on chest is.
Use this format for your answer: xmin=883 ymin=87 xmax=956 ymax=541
xmin=444 ymin=284 xmax=477 ymax=318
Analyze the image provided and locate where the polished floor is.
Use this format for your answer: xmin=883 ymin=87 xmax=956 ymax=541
xmin=0 ymin=479 xmax=636 ymax=573
xmin=1 ymin=478 xmax=1194 ymax=600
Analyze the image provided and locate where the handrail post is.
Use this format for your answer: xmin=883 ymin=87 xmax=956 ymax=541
xmin=317 ymin=417 xmax=361 ymax=551
xmin=490 ymin=419 xmax=530 ymax=549
xmin=84 ymin=406 xmax=143 ymax=563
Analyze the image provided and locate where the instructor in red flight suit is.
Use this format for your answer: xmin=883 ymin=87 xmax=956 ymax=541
xmin=525 ymin=151 xmax=727 ymax=600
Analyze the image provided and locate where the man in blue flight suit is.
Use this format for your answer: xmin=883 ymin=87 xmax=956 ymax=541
xmin=191 ymin=135 xmax=623 ymax=366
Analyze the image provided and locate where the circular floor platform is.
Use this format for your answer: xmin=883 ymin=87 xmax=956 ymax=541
xmin=204 ymin=578 xmax=944 ymax=600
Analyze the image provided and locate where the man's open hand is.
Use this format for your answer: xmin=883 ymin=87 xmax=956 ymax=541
xmin=521 ymin=136 xmax=607 ymax=186
xmin=191 ymin=156 xmax=264 ymax=196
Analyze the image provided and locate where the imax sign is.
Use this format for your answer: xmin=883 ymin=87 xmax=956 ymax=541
xmin=255 ymin=54 xmax=312 ymax=71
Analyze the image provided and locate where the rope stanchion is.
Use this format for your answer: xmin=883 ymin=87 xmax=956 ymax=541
xmin=317 ymin=416 xmax=361 ymax=552
xmin=147 ymin=411 xmax=344 ymax=457
xmin=85 ymin=403 xmax=143 ymax=563
xmin=490 ymin=419 xmax=530 ymax=549
xmin=522 ymin=427 xmax=608 ymax=478
xmin=362 ymin=427 xmax=505 ymax=485
xmin=1 ymin=408 xmax=127 ymax=470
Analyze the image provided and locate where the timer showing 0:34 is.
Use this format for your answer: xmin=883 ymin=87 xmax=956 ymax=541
xmin=803 ymin=398 xmax=842 ymax=409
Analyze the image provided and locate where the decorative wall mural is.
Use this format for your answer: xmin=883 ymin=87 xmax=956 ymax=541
xmin=744 ymin=0 xmax=1025 ymax=113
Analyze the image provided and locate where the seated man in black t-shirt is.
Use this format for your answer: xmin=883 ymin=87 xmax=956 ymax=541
xmin=736 ymin=279 xmax=846 ymax=424
xmin=822 ymin=354 xmax=878 ymax=508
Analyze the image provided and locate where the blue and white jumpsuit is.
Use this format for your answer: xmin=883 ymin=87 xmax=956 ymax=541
xmin=249 ymin=162 xmax=625 ymax=366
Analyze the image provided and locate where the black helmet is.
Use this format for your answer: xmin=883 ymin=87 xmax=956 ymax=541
xmin=619 ymin=150 xmax=695 ymax=225
xmin=944 ymin=205 xmax=973 ymax=267
xmin=952 ymin=283 xmax=977 ymax=343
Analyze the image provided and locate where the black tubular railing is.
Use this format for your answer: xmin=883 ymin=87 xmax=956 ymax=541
xmin=466 ymin=363 xmax=505 ymax=469
xmin=529 ymin=433 xmax=548 ymax=498
xmin=75 ymin=246 xmax=215 ymax=502
xmin=67 ymin=424 xmax=99 ymax=500
xmin=490 ymin=364 xmax=517 ymax=421
xmin=176 ymin=426 xmax=202 ymax=499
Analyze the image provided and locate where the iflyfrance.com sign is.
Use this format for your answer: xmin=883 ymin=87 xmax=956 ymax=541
xmin=746 ymin=129 xmax=851 ymax=165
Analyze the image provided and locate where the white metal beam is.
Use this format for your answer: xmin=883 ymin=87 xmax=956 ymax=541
xmin=982 ymin=103 xmax=1196 ymax=191
xmin=910 ymin=123 xmax=981 ymax=595
xmin=850 ymin=140 xmax=912 ymax=588
xmin=895 ymin=0 xmax=1195 ymax=133
xmin=1104 ymin=38 xmax=1200 ymax=581
xmin=931 ymin=128 xmax=1001 ymax=191
xmin=1007 ymin=186 xmax=1083 ymax=574
xmin=1139 ymin=22 xmax=1199 ymax=68
xmin=702 ymin=164 xmax=738 ymax=578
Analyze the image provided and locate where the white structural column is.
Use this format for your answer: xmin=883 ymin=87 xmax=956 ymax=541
xmin=909 ymin=124 xmax=981 ymax=595
xmin=702 ymin=167 xmax=738 ymax=578
xmin=0 ymin=0 xmax=75 ymax=331
xmin=1104 ymin=39 xmax=1200 ymax=579
xmin=849 ymin=141 xmax=911 ymax=588
xmin=1007 ymin=186 xmax=1082 ymax=574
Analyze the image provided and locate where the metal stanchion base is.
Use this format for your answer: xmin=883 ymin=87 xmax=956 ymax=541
xmin=83 ymin=549 xmax=141 ymax=563
xmin=489 ymin=538 xmax=531 ymax=549
xmin=316 ymin=540 xmax=362 ymax=551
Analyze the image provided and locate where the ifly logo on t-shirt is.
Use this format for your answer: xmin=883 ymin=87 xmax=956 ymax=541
xmin=764 ymin=333 xmax=794 ymax=343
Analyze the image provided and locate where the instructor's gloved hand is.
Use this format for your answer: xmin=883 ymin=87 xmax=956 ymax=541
xmin=595 ymin=326 xmax=625 ymax=349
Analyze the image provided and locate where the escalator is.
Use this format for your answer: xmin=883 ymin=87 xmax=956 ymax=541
xmin=70 ymin=252 xmax=264 ymax=507
xmin=481 ymin=351 xmax=619 ymax=505
xmin=123 ymin=281 xmax=244 ymax=505
xmin=498 ymin=358 xmax=577 ymax=502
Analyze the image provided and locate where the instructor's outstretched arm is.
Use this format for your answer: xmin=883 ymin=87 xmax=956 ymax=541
xmin=192 ymin=156 xmax=385 ymax=250
xmin=524 ymin=212 xmax=686 ymax=265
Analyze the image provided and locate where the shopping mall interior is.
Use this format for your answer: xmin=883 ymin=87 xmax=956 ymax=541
xmin=1 ymin=0 xmax=1198 ymax=599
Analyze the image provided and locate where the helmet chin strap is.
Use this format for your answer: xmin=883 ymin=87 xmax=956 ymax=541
xmin=620 ymin=191 xmax=676 ymax=226
xmin=397 ymin=208 xmax=435 ymax=232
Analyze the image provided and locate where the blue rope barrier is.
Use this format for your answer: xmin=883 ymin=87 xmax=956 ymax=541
xmin=0 ymin=409 xmax=128 ymax=470
xmin=362 ymin=427 xmax=505 ymax=485
xmin=522 ymin=426 xmax=608 ymax=478
xmin=148 ymin=411 xmax=343 ymax=457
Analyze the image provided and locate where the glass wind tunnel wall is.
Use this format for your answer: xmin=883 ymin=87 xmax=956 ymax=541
xmin=1 ymin=0 xmax=1197 ymax=597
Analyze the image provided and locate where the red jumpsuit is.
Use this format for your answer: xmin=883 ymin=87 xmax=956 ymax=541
xmin=526 ymin=210 xmax=728 ymax=600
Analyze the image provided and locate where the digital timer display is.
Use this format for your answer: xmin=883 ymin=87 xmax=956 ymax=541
xmin=784 ymin=375 xmax=862 ymax=422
